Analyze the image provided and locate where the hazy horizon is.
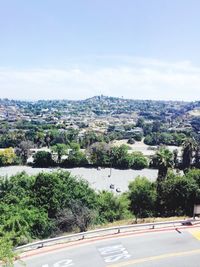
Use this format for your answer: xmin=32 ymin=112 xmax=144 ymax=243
xmin=0 ymin=94 xmax=195 ymax=103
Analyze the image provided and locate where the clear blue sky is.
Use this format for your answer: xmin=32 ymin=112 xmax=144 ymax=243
xmin=0 ymin=0 xmax=200 ymax=100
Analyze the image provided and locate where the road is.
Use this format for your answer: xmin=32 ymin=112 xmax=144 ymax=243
xmin=15 ymin=226 xmax=200 ymax=267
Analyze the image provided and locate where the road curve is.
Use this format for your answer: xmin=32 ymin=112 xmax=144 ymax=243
xmin=15 ymin=226 xmax=200 ymax=267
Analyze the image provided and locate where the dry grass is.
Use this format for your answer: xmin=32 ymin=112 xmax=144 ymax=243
xmin=89 ymin=216 xmax=190 ymax=230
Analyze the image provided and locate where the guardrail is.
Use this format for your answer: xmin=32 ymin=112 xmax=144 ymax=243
xmin=15 ymin=218 xmax=200 ymax=253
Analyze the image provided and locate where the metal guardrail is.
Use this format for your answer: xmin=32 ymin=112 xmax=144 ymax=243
xmin=15 ymin=218 xmax=200 ymax=252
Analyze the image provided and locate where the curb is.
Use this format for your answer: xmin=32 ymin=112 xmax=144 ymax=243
xmin=18 ymin=224 xmax=200 ymax=260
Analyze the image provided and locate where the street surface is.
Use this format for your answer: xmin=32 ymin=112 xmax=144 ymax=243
xmin=14 ymin=226 xmax=200 ymax=267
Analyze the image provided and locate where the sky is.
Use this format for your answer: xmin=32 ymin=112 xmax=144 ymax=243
xmin=0 ymin=0 xmax=200 ymax=101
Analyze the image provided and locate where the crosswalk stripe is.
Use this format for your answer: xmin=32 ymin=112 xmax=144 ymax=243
xmin=190 ymin=230 xmax=200 ymax=241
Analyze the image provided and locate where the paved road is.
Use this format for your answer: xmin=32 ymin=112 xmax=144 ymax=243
xmin=15 ymin=226 xmax=200 ymax=267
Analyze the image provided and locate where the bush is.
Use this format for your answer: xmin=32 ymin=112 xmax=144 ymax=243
xmin=33 ymin=151 xmax=55 ymax=167
xmin=158 ymin=172 xmax=200 ymax=216
xmin=96 ymin=191 xmax=130 ymax=223
xmin=131 ymin=152 xmax=148 ymax=169
xmin=128 ymin=177 xmax=156 ymax=222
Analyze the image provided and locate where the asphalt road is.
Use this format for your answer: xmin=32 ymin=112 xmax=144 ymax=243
xmin=15 ymin=227 xmax=200 ymax=267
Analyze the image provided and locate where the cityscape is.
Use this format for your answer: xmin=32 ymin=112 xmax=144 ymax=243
xmin=1 ymin=0 xmax=200 ymax=266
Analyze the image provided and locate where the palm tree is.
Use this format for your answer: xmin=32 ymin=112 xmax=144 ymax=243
xmin=182 ymin=138 xmax=197 ymax=171
xmin=194 ymin=145 xmax=200 ymax=168
xmin=153 ymin=147 xmax=173 ymax=181
xmin=153 ymin=147 xmax=173 ymax=214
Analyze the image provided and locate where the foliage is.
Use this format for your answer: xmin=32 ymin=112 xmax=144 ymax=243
xmin=158 ymin=171 xmax=200 ymax=216
xmin=0 ymin=171 xmax=98 ymax=247
xmin=15 ymin=141 xmax=33 ymax=165
xmin=33 ymin=151 xmax=55 ymax=167
xmin=0 ymin=148 xmax=17 ymax=166
xmin=182 ymin=138 xmax=197 ymax=171
xmin=88 ymin=143 xmax=148 ymax=169
xmin=0 ymin=233 xmax=16 ymax=267
xmin=131 ymin=152 xmax=148 ymax=169
xmin=55 ymin=200 xmax=95 ymax=233
xmin=144 ymin=132 xmax=186 ymax=146
xmin=62 ymin=149 xmax=88 ymax=167
xmin=32 ymin=171 xmax=97 ymax=218
xmin=150 ymin=147 xmax=173 ymax=180
xmin=97 ymin=191 xmax=130 ymax=223
xmin=88 ymin=142 xmax=111 ymax=167
xmin=128 ymin=177 xmax=156 ymax=222
xmin=51 ymin=143 xmax=68 ymax=164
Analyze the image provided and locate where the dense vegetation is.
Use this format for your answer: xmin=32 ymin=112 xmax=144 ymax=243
xmin=0 ymin=168 xmax=200 ymax=250
xmin=0 ymin=171 xmax=131 ymax=250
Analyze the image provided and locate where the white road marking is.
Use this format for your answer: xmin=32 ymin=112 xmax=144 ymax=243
xmin=54 ymin=259 xmax=74 ymax=267
xmin=98 ymin=243 xmax=131 ymax=263
xmin=41 ymin=259 xmax=74 ymax=267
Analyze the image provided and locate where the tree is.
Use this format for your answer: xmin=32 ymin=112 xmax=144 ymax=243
xmin=152 ymin=120 xmax=162 ymax=132
xmin=173 ymin=149 xmax=179 ymax=168
xmin=62 ymin=149 xmax=88 ymax=167
xmin=159 ymin=172 xmax=200 ymax=216
xmin=0 ymin=148 xmax=17 ymax=166
xmin=194 ymin=145 xmax=200 ymax=169
xmin=33 ymin=171 xmax=97 ymax=218
xmin=111 ymin=145 xmax=131 ymax=169
xmin=15 ymin=141 xmax=33 ymax=165
xmin=51 ymin=143 xmax=68 ymax=164
xmin=127 ymin=138 xmax=135 ymax=145
xmin=131 ymin=152 xmax=148 ymax=170
xmin=182 ymin=138 xmax=196 ymax=171
xmin=128 ymin=177 xmax=156 ymax=222
xmin=136 ymin=118 xmax=145 ymax=128
xmin=33 ymin=151 xmax=55 ymax=167
xmin=81 ymin=131 xmax=102 ymax=148
xmin=185 ymin=169 xmax=200 ymax=188
xmin=97 ymin=191 xmax=130 ymax=223
xmin=35 ymin=131 xmax=45 ymax=148
xmin=151 ymin=147 xmax=173 ymax=181
xmin=88 ymin=142 xmax=111 ymax=167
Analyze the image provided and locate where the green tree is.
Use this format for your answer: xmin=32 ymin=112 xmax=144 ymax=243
xmin=62 ymin=150 xmax=88 ymax=167
xmin=51 ymin=143 xmax=68 ymax=164
xmin=151 ymin=147 xmax=173 ymax=181
xmin=88 ymin=142 xmax=111 ymax=166
xmin=182 ymin=138 xmax=196 ymax=171
xmin=35 ymin=131 xmax=45 ymax=148
xmin=33 ymin=171 xmax=97 ymax=218
xmin=128 ymin=177 xmax=156 ymax=222
xmin=97 ymin=191 xmax=130 ymax=223
xmin=16 ymin=141 xmax=33 ymax=165
xmin=159 ymin=172 xmax=200 ymax=216
xmin=194 ymin=145 xmax=200 ymax=169
xmin=0 ymin=148 xmax=17 ymax=166
xmin=33 ymin=151 xmax=55 ymax=167
xmin=131 ymin=152 xmax=148 ymax=170
xmin=111 ymin=145 xmax=131 ymax=169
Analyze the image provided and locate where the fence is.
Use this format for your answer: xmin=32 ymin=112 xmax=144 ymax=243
xmin=15 ymin=218 xmax=200 ymax=253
